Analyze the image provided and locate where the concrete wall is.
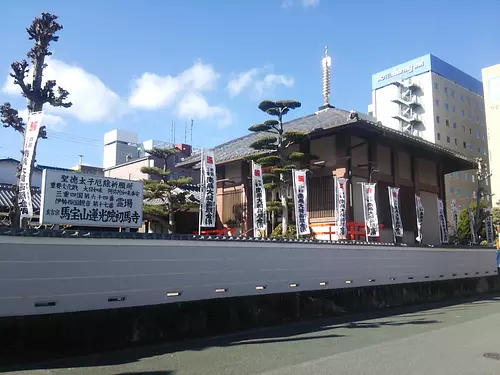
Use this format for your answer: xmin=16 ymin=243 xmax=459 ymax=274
xmin=0 ymin=161 xmax=42 ymax=187
xmin=0 ymin=236 xmax=496 ymax=317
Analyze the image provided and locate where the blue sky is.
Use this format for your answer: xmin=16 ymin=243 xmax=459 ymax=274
xmin=1 ymin=0 xmax=499 ymax=168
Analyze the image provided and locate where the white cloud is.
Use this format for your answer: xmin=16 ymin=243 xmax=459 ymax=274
xmin=128 ymin=61 xmax=220 ymax=110
xmin=227 ymin=67 xmax=294 ymax=98
xmin=176 ymin=92 xmax=232 ymax=128
xmin=282 ymin=0 xmax=319 ymax=8
xmin=2 ymin=58 xmax=124 ymax=124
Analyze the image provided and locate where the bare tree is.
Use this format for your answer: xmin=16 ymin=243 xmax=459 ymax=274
xmin=1 ymin=13 xmax=72 ymax=227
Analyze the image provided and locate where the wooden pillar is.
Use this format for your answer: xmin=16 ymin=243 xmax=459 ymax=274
xmin=436 ymin=159 xmax=447 ymax=220
xmin=368 ymin=141 xmax=377 ymax=183
xmin=411 ymin=155 xmax=420 ymax=195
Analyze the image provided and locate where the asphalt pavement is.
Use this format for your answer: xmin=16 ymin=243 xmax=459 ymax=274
xmin=3 ymin=295 xmax=500 ymax=375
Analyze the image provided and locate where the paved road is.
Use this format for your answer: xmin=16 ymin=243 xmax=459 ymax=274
xmin=4 ymin=295 xmax=500 ymax=375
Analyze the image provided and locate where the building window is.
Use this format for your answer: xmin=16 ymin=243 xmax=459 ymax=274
xmin=444 ymin=87 xmax=448 ymax=95
xmin=476 ymin=131 xmax=480 ymax=139
xmin=483 ymin=148 xmax=487 ymax=156
xmin=449 ymin=186 xmax=454 ymax=194
xmin=454 ymin=138 xmax=458 ymax=146
xmin=446 ymin=136 xmax=450 ymax=143
xmin=462 ymin=125 xmax=466 ymax=132
xmin=478 ymin=147 xmax=481 ymax=153
xmin=483 ymin=133 xmax=486 ymax=141
xmin=436 ymin=115 xmax=440 ymax=123
xmin=475 ymin=101 xmax=478 ymax=109
xmin=468 ymin=143 xmax=473 ymax=151
xmin=460 ymin=94 xmax=464 ymax=102
xmin=436 ymin=132 xmax=441 ymax=140
xmin=445 ymin=119 xmax=450 ymax=127
xmin=452 ymin=106 xmax=456 ymax=113
xmin=456 ymin=171 xmax=460 ymax=179
xmin=435 ymin=99 xmax=440 ymax=107
xmin=451 ymin=89 xmax=455 ymax=97
xmin=445 ymin=103 xmax=449 ymax=111
xmin=476 ymin=115 xmax=480 ymax=123
xmin=434 ymin=82 xmax=439 ymax=90
xmin=457 ymin=187 xmax=462 ymax=196
xmin=465 ymin=173 xmax=469 ymax=181
xmin=469 ymin=128 xmax=472 ymax=135
xmin=453 ymin=122 xmax=457 ymax=129
xmin=466 ymin=190 xmax=470 ymax=197
xmin=461 ymin=110 xmax=465 ymax=117
xmin=468 ymin=111 xmax=472 ymax=120
xmin=463 ymin=141 xmax=467 ymax=149
xmin=481 ymin=120 xmax=485 ymax=127
xmin=467 ymin=96 xmax=471 ymax=105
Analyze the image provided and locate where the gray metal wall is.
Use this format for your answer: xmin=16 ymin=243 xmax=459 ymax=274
xmin=0 ymin=236 xmax=497 ymax=317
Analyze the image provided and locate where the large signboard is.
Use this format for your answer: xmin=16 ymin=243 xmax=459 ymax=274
xmin=40 ymin=170 xmax=143 ymax=228
xmin=372 ymin=55 xmax=430 ymax=90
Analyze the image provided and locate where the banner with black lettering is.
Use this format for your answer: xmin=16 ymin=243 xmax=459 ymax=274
xmin=292 ymin=170 xmax=310 ymax=236
xmin=335 ymin=177 xmax=348 ymax=238
xmin=200 ymin=151 xmax=217 ymax=227
xmin=469 ymin=209 xmax=476 ymax=244
xmin=19 ymin=111 xmax=44 ymax=220
xmin=252 ymin=162 xmax=267 ymax=234
xmin=451 ymin=199 xmax=459 ymax=234
xmin=388 ymin=187 xmax=403 ymax=240
xmin=415 ymin=194 xmax=424 ymax=243
xmin=485 ymin=209 xmax=495 ymax=244
xmin=437 ymin=198 xmax=449 ymax=244
xmin=361 ymin=183 xmax=379 ymax=238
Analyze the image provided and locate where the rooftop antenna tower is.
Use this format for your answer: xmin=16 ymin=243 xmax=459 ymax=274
xmin=190 ymin=119 xmax=194 ymax=146
xmin=319 ymin=46 xmax=334 ymax=110
xmin=184 ymin=121 xmax=187 ymax=144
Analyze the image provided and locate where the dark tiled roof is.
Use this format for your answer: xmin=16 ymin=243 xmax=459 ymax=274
xmin=0 ymin=184 xmax=42 ymax=212
xmin=177 ymin=107 xmax=476 ymax=170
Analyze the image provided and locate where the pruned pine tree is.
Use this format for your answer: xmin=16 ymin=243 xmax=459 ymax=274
xmin=1 ymin=13 xmax=72 ymax=227
xmin=246 ymin=100 xmax=316 ymax=235
xmin=140 ymin=147 xmax=196 ymax=233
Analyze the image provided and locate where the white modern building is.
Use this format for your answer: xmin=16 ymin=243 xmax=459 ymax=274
xmin=482 ymin=64 xmax=500 ymax=206
xmin=369 ymin=54 xmax=490 ymax=212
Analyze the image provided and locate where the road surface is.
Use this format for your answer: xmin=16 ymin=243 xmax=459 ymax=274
xmin=3 ymin=295 xmax=500 ymax=375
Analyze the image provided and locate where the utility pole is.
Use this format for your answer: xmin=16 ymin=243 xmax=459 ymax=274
xmin=474 ymin=157 xmax=492 ymax=238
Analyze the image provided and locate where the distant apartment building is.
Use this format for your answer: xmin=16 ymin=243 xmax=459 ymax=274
xmin=368 ymin=54 xmax=490 ymax=212
xmin=102 ymin=129 xmax=199 ymax=183
xmin=482 ymin=64 xmax=500 ymax=206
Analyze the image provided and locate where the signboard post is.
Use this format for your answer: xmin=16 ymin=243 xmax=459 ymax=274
xmin=40 ymin=170 xmax=143 ymax=228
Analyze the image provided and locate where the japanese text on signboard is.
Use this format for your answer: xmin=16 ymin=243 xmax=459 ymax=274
xmin=201 ymin=151 xmax=217 ymax=228
xmin=40 ymin=170 xmax=143 ymax=228
xmin=252 ymin=163 xmax=267 ymax=232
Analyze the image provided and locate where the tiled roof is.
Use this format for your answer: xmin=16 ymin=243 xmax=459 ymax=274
xmin=176 ymin=107 xmax=476 ymax=170
xmin=144 ymin=184 xmax=201 ymax=205
xmin=0 ymin=184 xmax=42 ymax=212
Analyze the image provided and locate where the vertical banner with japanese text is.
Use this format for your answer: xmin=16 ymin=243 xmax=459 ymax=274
xmin=415 ymin=194 xmax=424 ymax=243
xmin=485 ymin=209 xmax=495 ymax=244
xmin=201 ymin=151 xmax=217 ymax=228
xmin=252 ymin=162 xmax=267 ymax=235
xmin=388 ymin=186 xmax=403 ymax=240
xmin=19 ymin=111 xmax=44 ymax=219
xmin=292 ymin=170 xmax=310 ymax=236
xmin=437 ymin=198 xmax=449 ymax=244
xmin=469 ymin=209 xmax=476 ymax=244
xmin=335 ymin=177 xmax=348 ymax=238
xmin=361 ymin=183 xmax=379 ymax=238
xmin=451 ymin=199 xmax=459 ymax=234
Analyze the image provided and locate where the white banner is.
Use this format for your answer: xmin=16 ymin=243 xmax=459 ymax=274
xmin=485 ymin=209 xmax=495 ymax=244
xmin=415 ymin=194 xmax=424 ymax=243
xmin=362 ymin=183 xmax=379 ymax=238
xmin=18 ymin=111 xmax=44 ymax=219
xmin=252 ymin=162 xmax=267 ymax=234
xmin=388 ymin=187 xmax=403 ymax=239
xmin=40 ymin=170 xmax=143 ymax=228
xmin=335 ymin=177 xmax=348 ymax=238
xmin=292 ymin=170 xmax=310 ymax=236
xmin=469 ymin=209 xmax=476 ymax=244
xmin=451 ymin=199 xmax=459 ymax=233
xmin=200 ymin=151 xmax=217 ymax=228
xmin=437 ymin=198 xmax=449 ymax=244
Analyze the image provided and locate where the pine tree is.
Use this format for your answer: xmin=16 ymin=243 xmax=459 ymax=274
xmin=246 ymin=100 xmax=316 ymax=235
xmin=1 ymin=13 xmax=72 ymax=227
xmin=140 ymin=147 xmax=196 ymax=233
